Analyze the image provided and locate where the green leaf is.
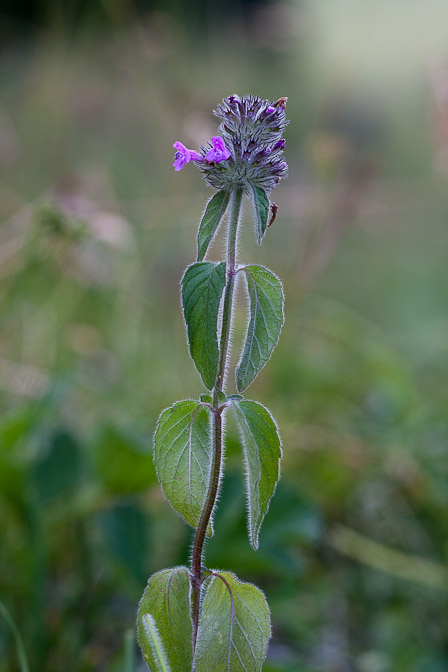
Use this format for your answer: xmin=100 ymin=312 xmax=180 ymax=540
xmin=249 ymin=184 xmax=270 ymax=244
xmin=195 ymin=571 xmax=271 ymax=672
xmin=197 ymin=190 xmax=230 ymax=261
xmin=154 ymin=400 xmax=213 ymax=535
xmin=236 ymin=265 xmax=284 ymax=392
xmin=182 ymin=262 xmax=226 ymax=390
xmin=231 ymin=400 xmax=281 ymax=549
xmin=138 ymin=567 xmax=193 ymax=672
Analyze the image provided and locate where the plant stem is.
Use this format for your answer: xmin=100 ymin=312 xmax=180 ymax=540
xmin=191 ymin=409 xmax=222 ymax=646
xmin=190 ymin=186 xmax=244 ymax=648
xmin=215 ymin=186 xmax=243 ymax=396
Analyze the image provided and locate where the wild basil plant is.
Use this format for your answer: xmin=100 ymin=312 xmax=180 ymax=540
xmin=137 ymin=94 xmax=288 ymax=672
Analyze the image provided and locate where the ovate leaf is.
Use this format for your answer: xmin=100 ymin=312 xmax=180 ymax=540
xmin=197 ymin=190 xmax=230 ymax=261
xmin=154 ymin=400 xmax=213 ymax=535
xmin=195 ymin=571 xmax=271 ymax=672
xmin=182 ymin=262 xmax=226 ymax=389
xmin=232 ymin=400 xmax=281 ymax=549
xmin=236 ymin=265 xmax=284 ymax=392
xmin=249 ymin=184 xmax=269 ymax=244
xmin=138 ymin=567 xmax=192 ymax=672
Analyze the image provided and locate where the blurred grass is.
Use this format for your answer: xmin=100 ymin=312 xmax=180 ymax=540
xmin=0 ymin=602 xmax=30 ymax=672
xmin=1 ymin=1 xmax=448 ymax=671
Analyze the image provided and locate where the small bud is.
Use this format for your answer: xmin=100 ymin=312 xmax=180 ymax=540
xmin=273 ymin=139 xmax=286 ymax=151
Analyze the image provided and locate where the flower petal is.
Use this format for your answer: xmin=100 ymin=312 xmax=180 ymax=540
xmin=189 ymin=150 xmax=203 ymax=162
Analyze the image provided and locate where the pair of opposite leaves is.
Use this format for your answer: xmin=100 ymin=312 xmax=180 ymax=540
xmin=187 ymin=186 xmax=283 ymax=393
xmin=154 ymin=397 xmax=281 ymax=550
xmin=138 ymin=566 xmax=271 ymax=672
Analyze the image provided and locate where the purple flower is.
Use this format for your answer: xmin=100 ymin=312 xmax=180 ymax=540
xmin=172 ymin=141 xmax=202 ymax=172
xmin=206 ymin=136 xmax=231 ymax=164
xmin=200 ymin=94 xmax=289 ymax=191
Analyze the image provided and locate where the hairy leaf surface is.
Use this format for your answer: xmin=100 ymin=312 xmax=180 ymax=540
xmin=197 ymin=190 xmax=230 ymax=261
xmin=138 ymin=567 xmax=192 ymax=672
xmin=182 ymin=262 xmax=226 ymax=389
xmin=249 ymin=184 xmax=269 ymax=244
xmin=154 ymin=400 xmax=213 ymax=535
xmin=195 ymin=571 xmax=271 ymax=672
xmin=236 ymin=265 xmax=284 ymax=392
xmin=232 ymin=399 xmax=281 ymax=549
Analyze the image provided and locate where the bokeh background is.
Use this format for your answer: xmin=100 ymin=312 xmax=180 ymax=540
xmin=2 ymin=1 xmax=448 ymax=670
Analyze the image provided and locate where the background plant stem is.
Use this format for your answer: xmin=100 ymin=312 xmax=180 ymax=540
xmin=190 ymin=186 xmax=243 ymax=648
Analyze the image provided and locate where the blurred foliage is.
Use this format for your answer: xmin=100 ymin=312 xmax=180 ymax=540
xmin=1 ymin=1 xmax=448 ymax=671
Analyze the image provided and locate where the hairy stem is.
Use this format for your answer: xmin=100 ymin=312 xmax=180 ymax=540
xmin=191 ymin=186 xmax=244 ymax=647
xmin=215 ymin=186 xmax=243 ymax=395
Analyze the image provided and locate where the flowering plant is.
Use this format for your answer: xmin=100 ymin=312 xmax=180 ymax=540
xmin=137 ymin=94 xmax=288 ymax=672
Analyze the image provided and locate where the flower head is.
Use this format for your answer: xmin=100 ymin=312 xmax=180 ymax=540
xmin=198 ymin=94 xmax=289 ymax=192
xmin=205 ymin=136 xmax=231 ymax=164
xmin=172 ymin=95 xmax=288 ymax=194
xmin=173 ymin=141 xmax=202 ymax=172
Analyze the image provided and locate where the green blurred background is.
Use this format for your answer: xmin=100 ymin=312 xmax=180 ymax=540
xmin=1 ymin=0 xmax=448 ymax=670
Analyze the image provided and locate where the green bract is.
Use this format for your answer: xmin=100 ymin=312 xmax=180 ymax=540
xmin=197 ymin=190 xmax=231 ymax=261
